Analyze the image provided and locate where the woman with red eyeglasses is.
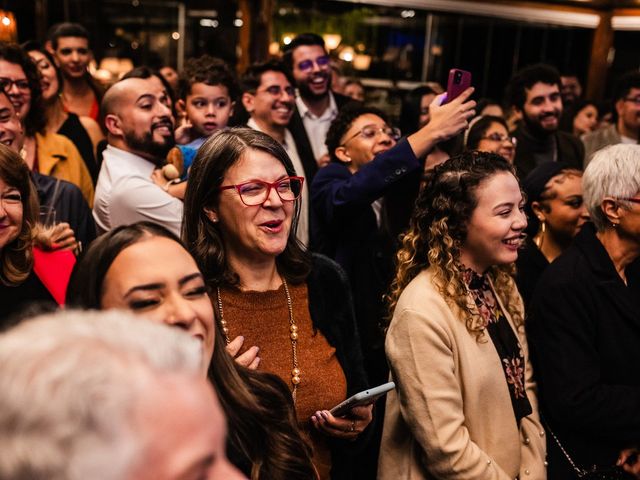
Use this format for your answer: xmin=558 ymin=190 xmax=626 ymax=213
xmin=183 ymin=127 xmax=372 ymax=479
xmin=528 ymin=144 xmax=640 ymax=480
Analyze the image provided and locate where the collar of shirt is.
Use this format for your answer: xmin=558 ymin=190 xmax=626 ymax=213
xmin=295 ymin=91 xmax=338 ymax=121
xmin=247 ymin=117 xmax=296 ymax=152
xmin=104 ymin=144 xmax=157 ymax=177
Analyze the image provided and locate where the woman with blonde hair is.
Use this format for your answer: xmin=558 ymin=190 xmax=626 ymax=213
xmin=379 ymin=150 xmax=546 ymax=479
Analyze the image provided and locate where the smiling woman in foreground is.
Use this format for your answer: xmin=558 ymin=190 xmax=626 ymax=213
xmin=66 ymin=221 xmax=317 ymax=479
xmin=379 ymin=151 xmax=546 ymax=479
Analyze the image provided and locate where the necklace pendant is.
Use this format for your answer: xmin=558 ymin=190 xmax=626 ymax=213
xmin=292 ymin=374 xmax=301 ymax=385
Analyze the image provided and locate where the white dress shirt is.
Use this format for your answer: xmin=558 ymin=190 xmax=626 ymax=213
xmin=93 ymin=145 xmax=183 ymax=237
xmin=295 ymin=92 xmax=338 ymax=162
xmin=246 ymin=119 xmax=309 ymax=246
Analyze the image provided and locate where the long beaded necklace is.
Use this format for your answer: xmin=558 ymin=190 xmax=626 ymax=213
xmin=215 ymin=278 xmax=301 ymax=402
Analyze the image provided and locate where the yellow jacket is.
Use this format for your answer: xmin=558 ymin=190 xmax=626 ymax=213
xmin=35 ymin=132 xmax=94 ymax=207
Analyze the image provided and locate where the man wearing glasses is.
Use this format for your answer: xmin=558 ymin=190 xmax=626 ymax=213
xmin=284 ymin=33 xmax=354 ymax=173
xmin=507 ymin=63 xmax=584 ymax=178
xmin=583 ymin=71 xmax=640 ymax=164
xmin=241 ymin=60 xmax=310 ymax=246
xmin=312 ymin=94 xmax=475 ymax=399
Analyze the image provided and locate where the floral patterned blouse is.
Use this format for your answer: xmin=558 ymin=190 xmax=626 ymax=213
xmin=462 ymin=266 xmax=533 ymax=424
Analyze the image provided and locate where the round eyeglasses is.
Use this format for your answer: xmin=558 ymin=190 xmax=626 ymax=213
xmin=480 ymin=132 xmax=517 ymax=146
xmin=218 ymin=176 xmax=304 ymax=206
xmin=0 ymin=77 xmax=30 ymax=93
xmin=341 ymin=125 xmax=401 ymax=146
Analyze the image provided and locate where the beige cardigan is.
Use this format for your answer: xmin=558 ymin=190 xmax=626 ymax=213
xmin=378 ymin=268 xmax=546 ymax=480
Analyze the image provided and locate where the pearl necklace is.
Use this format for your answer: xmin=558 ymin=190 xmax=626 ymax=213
xmin=216 ymin=278 xmax=301 ymax=402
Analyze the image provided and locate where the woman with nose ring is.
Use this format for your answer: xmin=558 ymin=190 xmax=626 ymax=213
xmin=380 ymin=151 xmax=546 ymax=479
xmin=66 ymin=221 xmax=318 ymax=480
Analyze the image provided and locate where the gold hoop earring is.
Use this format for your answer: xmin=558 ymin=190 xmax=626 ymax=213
xmin=534 ymin=221 xmax=546 ymax=249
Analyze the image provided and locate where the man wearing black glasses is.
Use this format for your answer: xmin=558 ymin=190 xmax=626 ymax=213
xmin=284 ymin=33 xmax=354 ymax=175
xmin=312 ymin=93 xmax=475 ymax=377
xmin=583 ymin=70 xmax=640 ymax=164
xmin=311 ymin=95 xmax=475 ymax=476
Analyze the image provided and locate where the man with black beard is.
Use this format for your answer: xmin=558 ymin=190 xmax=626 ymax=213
xmin=284 ymin=33 xmax=354 ymax=177
xmin=507 ymin=64 xmax=584 ymax=178
xmin=93 ymin=75 xmax=182 ymax=235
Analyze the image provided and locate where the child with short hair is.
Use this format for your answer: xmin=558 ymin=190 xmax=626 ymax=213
xmin=155 ymin=56 xmax=238 ymax=197
xmin=176 ymin=55 xmax=237 ymax=173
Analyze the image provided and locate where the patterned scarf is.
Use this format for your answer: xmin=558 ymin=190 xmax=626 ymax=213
xmin=461 ymin=267 xmax=533 ymax=424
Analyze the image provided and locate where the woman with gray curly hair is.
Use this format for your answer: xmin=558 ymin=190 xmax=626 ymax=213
xmin=380 ymin=150 xmax=546 ymax=479
xmin=529 ymin=143 xmax=640 ymax=480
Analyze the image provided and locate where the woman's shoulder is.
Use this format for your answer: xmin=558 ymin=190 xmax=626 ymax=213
xmin=391 ymin=269 xmax=455 ymax=328
xmin=396 ymin=268 xmax=444 ymax=307
xmin=36 ymin=131 xmax=82 ymax=158
xmin=308 ymin=253 xmax=349 ymax=287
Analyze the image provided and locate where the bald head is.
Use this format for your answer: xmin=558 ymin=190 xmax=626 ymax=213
xmin=102 ymin=76 xmax=175 ymax=162
xmin=101 ymin=77 xmax=156 ymax=118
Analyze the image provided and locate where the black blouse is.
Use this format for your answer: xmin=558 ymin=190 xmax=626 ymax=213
xmin=462 ymin=267 xmax=533 ymax=424
xmin=0 ymin=271 xmax=56 ymax=330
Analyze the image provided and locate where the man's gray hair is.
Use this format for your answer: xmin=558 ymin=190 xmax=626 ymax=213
xmin=0 ymin=309 xmax=202 ymax=480
xmin=582 ymin=144 xmax=640 ymax=231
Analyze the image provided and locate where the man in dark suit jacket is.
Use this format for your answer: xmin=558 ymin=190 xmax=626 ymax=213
xmin=506 ymin=64 xmax=584 ymax=178
xmin=312 ymin=96 xmax=475 ymax=478
xmin=283 ymin=33 xmax=354 ymax=182
xmin=312 ymin=90 xmax=475 ymax=383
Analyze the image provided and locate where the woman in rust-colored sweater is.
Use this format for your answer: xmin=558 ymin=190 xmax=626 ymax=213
xmin=183 ymin=128 xmax=372 ymax=479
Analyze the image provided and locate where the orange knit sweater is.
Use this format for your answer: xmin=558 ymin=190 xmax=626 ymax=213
xmin=218 ymin=282 xmax=347 ymax=479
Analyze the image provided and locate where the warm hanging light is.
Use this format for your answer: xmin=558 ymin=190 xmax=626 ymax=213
xmin=282 ymin=33 xmax=296 ymax=45
xmin=269 ymin=42 xmax=281 ymax=56
xmin=353 ymin=54 xmax=372 ymax=71
xmin=0 ymin=11 xmax=17 ymax=42
xmin=322 ymin=33 xmax=342 ymax=51
xmin=339 ymin=46 xmax=355 ymax=62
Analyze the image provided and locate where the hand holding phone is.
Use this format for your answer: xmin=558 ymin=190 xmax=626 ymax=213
xmin=444 ymin=68 xmax=472 ymax=104
xmin=330 ymin=381 xmax=395 ymax=417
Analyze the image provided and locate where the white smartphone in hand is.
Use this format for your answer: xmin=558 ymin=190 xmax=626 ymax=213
xmin=329 ymin=382 xmax=396 ymax=417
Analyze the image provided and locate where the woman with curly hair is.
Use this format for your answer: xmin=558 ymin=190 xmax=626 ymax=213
xmin=379 ymin=151 xmax=546 ymax=480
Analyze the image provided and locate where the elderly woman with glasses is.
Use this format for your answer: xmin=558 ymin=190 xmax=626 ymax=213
xmin=183 ymin=127 xmax=372 ymax=479
xmin=528 ymin=144 xmax=640 ymax=479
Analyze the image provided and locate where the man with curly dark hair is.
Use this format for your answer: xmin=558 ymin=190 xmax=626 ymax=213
xmin=506 ymin=63 xmax=584 ymax=178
